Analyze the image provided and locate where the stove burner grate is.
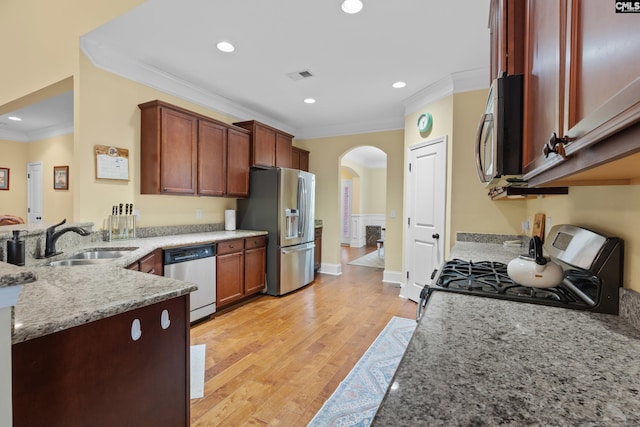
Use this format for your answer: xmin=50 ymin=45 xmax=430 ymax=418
xmin=435 ymin=259 xmax=577 ymax=304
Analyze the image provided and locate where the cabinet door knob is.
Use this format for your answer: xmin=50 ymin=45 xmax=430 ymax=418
xmin=432 ymin=233 xmax=440 ymax=239
xmin=544 ymin=132 xmax=568 ymax=158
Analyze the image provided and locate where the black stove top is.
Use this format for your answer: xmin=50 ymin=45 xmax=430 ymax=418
xmin=417 ymin=226 xmax=624 ymax=321
xmin=431 ymin=259 xmax=598 ymax=310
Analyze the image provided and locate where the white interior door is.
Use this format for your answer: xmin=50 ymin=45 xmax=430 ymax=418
xmin=340 ymin=179 xmax=352 ymax=245
xmin=402 ymin=136 xmax=447 ymax=302
xmin=27 ymin=161 xmax=43 ymax=224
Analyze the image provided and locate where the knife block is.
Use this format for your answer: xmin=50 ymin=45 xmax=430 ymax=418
xmin=107 ymin=215 xmax=136 ymax=241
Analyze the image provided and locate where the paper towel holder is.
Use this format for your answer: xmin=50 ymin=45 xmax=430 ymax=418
xmin=225 ymin=209 xmax=236 ymax=231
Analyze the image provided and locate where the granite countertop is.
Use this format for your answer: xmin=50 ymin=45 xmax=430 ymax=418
xmin=0 ymin=229 xmax=266 ymax=344
xmin=373 ymin=239 xmax=640 ymax=425
xmin=373 ymin=292 xmax=640 ymax=426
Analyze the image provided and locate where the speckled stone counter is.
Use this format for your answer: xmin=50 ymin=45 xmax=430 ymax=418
xmin=0 ymin=229 xmax=266 ymax=344
xmin=373 ymin=239 xmax=640 ymax=426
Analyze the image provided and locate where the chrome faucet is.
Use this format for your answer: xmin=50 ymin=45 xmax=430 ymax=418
xmin=44 ymin=219 xmax=91 ymax=258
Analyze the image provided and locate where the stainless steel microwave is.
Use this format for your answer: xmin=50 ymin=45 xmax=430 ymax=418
xmin=475 ymin=74 xmax=524 ymax=184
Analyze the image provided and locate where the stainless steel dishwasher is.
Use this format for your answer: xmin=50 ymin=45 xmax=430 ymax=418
xmin=163 ymin=243 xmax=216 ymax=323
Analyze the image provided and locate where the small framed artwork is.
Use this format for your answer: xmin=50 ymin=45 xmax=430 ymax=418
xmin=54 ymin=166 xmax=69 ymax=190
xmin=0 ymin=168 xmax=9 ymax=190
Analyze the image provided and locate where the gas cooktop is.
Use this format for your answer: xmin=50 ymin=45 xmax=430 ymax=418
xmin=418 ymin=225 xmax=623 ymax=320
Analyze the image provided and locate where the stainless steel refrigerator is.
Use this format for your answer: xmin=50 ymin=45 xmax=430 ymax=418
xmin=237 ymin=168 xmax=315 ymax=296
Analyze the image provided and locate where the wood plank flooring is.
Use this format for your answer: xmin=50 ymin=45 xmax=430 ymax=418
xmin=189 ymin=246 xmax=416 ymax=426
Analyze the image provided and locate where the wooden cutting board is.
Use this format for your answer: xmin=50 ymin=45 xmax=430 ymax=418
xmin=532 ymin=213 xmax=546 ymax=242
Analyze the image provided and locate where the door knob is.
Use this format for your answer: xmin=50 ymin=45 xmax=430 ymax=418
xmin=432 ymin=233 xmax=440 ymax=239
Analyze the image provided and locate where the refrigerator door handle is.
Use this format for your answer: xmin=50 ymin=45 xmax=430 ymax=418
xmin=281 ymin=243 xmax=315 ymax=255
xmin=297 ymin=176 xmax=306 ymax=237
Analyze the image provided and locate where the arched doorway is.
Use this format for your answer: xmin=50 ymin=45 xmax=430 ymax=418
xmin=339 ymin=146 xmax=387 ymax=255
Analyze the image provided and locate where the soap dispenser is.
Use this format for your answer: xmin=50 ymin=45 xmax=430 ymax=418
xmin=7 ymin=230 xmax=26 ymax=266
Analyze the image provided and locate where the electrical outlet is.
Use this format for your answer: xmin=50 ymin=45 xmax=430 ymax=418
xmin=196 ymin=208 xmax=202 ymax=219
xmin=521 ymin=219 xmax=530 ymax=233
xmin=133 ymin=209 xmax=141 ymax=221
xmin=545 ymin=216 xmax=552 ymax=236
xmin=390 ymin=210 xmax=396 ymax=218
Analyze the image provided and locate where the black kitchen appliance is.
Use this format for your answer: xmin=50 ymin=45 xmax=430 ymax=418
xmin=418 ymin=224 xmax=623 ymax=320
xmin=475 ymin=73 xmax=523 ymax=184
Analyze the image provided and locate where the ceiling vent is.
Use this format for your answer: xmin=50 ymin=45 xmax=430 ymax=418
xmin=286 ymin=70 xmax=314 ymax=81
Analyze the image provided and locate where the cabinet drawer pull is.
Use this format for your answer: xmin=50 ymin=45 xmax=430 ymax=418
xmin=161 ymin=309 xmax=171 ymax=329
xmin=131 ymin=318 xmax=142 ymax=341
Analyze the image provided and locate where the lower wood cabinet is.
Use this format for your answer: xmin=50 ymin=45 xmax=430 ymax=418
xmin=12 ymin=295 xmax=190 ymax=427
xmin=126 ymin=248 xmax=163 ymax=275
xmin=217 ymin=236 xmax=266 ymax=310
xmin=314 ymin=227 xmax=322 ymax=273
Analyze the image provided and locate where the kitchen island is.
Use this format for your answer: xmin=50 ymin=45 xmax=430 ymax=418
xmin=1 ymin=229 xmax=266 ymax=343
xmin=373 ymin=241 xmax=640 ymax=426
xmin=1 ymin=229 xmax=266 ymax=427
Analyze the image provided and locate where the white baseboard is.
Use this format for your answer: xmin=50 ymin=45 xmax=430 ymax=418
xmin=318 ymin=263 xmax=342 ymax=276
xmin=382 ymin=270 xmax=404 ymax=286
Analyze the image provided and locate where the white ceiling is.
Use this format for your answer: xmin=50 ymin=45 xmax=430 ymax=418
xmin=0 ymin=0 xmax=490 ymax=146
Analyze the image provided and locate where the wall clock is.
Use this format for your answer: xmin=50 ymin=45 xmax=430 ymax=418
xmin=417 ymin=113 xmax=433 ymax=133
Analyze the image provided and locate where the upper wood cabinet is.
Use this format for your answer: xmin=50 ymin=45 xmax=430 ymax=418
xmin=522 ymin=1 xmax=640 ymax=186
xmin=489 ymin=0 xmax=525 ymax=80
xmin=140 ymin=104 xmax=198 ymax=195
xmin=226 ymin=128 xmax=251 ymax=197
xmin=139 ymin=100 xmax=250 ymax=197
xmin=291 ymin=146 xmax=310 ymax=171
xmin=233 ymin=120 xmax=294 ymax=168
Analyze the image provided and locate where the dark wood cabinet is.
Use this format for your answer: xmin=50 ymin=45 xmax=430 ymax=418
xmin=522 ymin=0 xmax=640 ymax=186
xmin=216 ymin=236 xmax=266 ymax=310
xmin=314 ymin=227 xmax=322 ymax=273
xmin=275 ymin=132 xmax=292 ymax=168
xmin=139 ymin=100 xmax=250 ymax=197
xmin=217 ymin=241 xmax=245 ymax=308
xmin=291 ymin=146 xmax=310 ymax=171
xmin=227 ymin=128 xmax=251 ymax=197
xmin=489 ymin=0 xmax=525 ymax=80
xmin=140 ymin=103 xmax=198 ymax=195
xmin=12 ymin=295 xmax=190 ymax=427
xmin=198 ymin=119 xmax=227 ymax=196
xmin=233 ymin=120 xmax=294 ymax=168
xmin=244 ymin=236 xmax=267 ymax=295
xmin=126 ymin=248 xmax=163 ymax=276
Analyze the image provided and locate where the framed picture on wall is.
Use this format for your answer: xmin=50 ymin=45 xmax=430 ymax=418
xmin=0 ymin=168 xmax=9 ymax=190
xmin=54 ymin=165 xmax=69 ymax=190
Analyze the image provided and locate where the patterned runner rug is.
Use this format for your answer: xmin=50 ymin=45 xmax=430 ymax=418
xmin=347 ymin=250 xmax=384 ymax=269
xmin=308 ymin=316 xmax=416 ymax=427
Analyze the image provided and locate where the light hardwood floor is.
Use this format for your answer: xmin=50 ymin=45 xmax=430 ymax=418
xmin=189 ymin=246 xmax=416 ymax=426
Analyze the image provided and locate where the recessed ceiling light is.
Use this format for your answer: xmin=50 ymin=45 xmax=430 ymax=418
xmin=392 ymin=81 xmax=406 ymax=89
xmin=8 ymin=116 xmax=22 ymax=121
xmin=304 ymin=98 xmax=316 ymax=104
xmin=216 ymin=41 xmax=235 ymax=53
xmin=341 ymin=0 xmax=363 ymax=14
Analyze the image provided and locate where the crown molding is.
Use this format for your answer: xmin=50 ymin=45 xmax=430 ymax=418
xmin=0 ymin=121 xmax=73 ymax=142
xmin=80 ymin=37 xmax=296 ymax=135
xmin=403 ymin=67 xmax=490 ymax=116
xmin=295 ymin=116 xmax=404 ymax=140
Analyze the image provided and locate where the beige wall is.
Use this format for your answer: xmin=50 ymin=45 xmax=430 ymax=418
xmin=296 ymin=130 xmax=404 ymax=273
xmin=0 ymin=141 xmax=28 ymax=220
xmin=341 ymin=159 xmax=387 ymax=215
xmin=526 ymin=186 xmax=640 ymax=292
xmin=29 ymin=134 xmax=75 ymax=223
xmin=0 ymin=0 xmax=145 ymax=107
xmin=76 ymin=53 xmax=238 ymax=227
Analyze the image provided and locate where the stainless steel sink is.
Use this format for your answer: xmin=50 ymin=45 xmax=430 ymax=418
xmin=66 ymin=247 xmax=139 ymax=260
xmin=47 ymin=258 xmax=117 ymax=267
xmin=46 ymin=247 xmax=139 ymax=266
